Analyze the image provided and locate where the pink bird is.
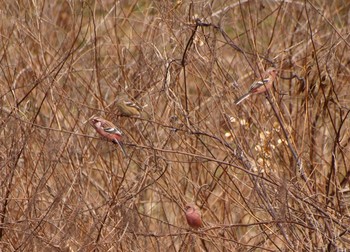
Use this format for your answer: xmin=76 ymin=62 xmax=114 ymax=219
xmin=235 ymin=67 xmax=278 ymax=105
xmin=89 ymin=116 xmax=127 ymax=156
xmin=185 ymin=203 xmax=202 ymax=229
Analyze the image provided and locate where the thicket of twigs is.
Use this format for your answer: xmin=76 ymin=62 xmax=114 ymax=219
xmin=1 ymin=0 xmax=350 ymax=251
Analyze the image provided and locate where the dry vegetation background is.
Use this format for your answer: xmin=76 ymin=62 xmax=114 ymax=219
xmin=1 ymin=0 xmax=350 ymax=251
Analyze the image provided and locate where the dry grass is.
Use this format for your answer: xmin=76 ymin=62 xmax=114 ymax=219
xmin=1 ymin=0 xmax=350 ymax=251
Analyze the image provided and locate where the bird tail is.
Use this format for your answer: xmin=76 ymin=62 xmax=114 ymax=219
xmin=113 ymin=140 xmax=128 ymax=157
xmin=234 ymin=93 xmax=251 ymax=105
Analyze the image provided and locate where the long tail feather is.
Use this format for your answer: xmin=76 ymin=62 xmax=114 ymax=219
xmin=234 ymin=93 xmax=251 ymax=105
xmin=113 ymin=140 xmax=128 ymax=157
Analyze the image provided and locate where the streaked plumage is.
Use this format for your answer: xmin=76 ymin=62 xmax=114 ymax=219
xmin=115 ymin=94 xmax=143 ymax=117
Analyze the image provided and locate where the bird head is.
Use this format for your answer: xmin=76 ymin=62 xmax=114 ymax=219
xmin=89 ymin=115 xmax=103 ymax=127
xmin=185 ymin=203 xmax=199 ymax=213
xmin=267 ymin=67 xmax=278 ymax=76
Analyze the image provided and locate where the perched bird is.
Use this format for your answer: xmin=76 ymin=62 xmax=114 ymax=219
xmin=89 ymin=116 xmax=127 ymax=156
xmin=234 ymin=67 xmax=278 ymax=105
xmin=185 ymin=203 xmax=202 ymax=229
xmin=114 ymin=94 xmax=143 ymax=117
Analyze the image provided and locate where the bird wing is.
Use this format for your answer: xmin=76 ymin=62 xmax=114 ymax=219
xmin=249 ymin=78 xmax=269 ymax=91
xmin=104 ymin=127 xmax=123 ymax=135
xmin=124 ymin=101 xmax=142 ymax=110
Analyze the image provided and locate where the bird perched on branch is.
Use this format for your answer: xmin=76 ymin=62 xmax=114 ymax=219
xmin=89 ymin=116 xmax=127 ymax=156
xmin=114 ymin=94 xmax=144 ymax=117
xmin=234 ymin=67 xmax=278 ymax=105
xmin=185 ymin=203 xmax=202 ymax=229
